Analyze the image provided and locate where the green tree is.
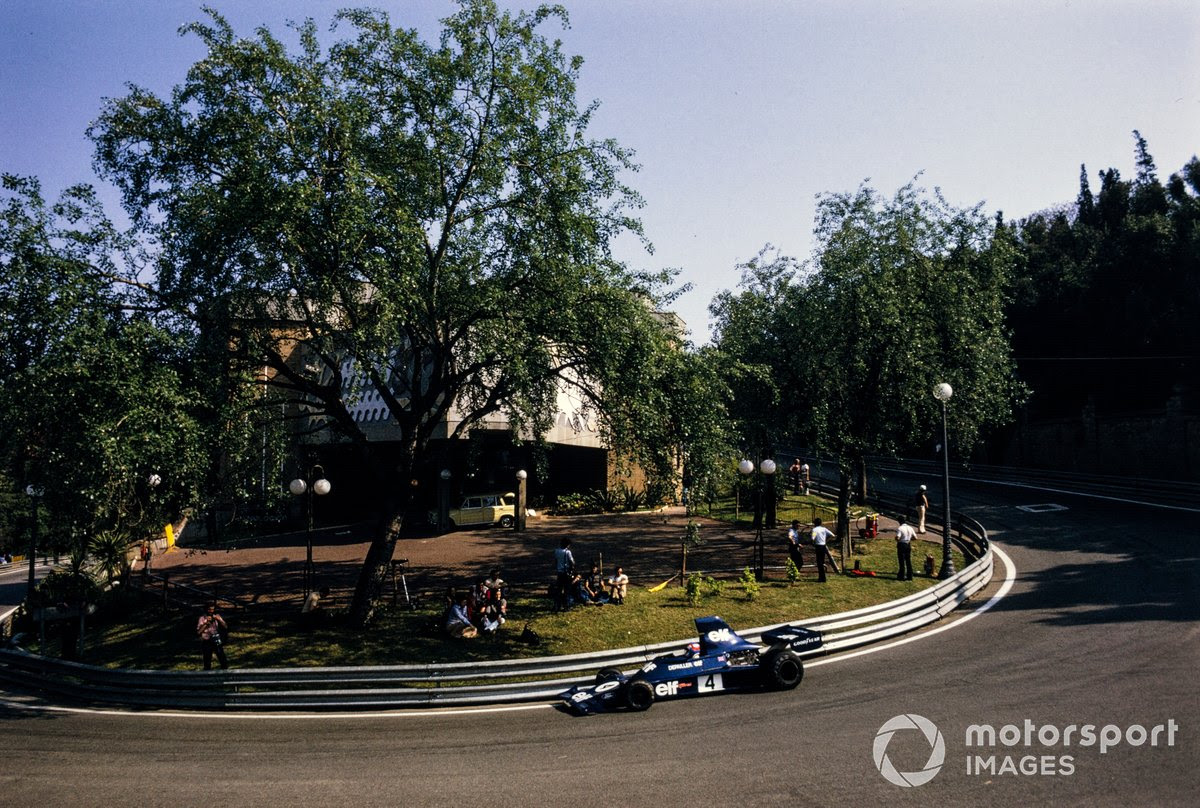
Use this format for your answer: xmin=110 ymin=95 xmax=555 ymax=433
xmin=804 ymin=181 xmax=1025 ymax=536
xmin=0 ymin=175 xmax=205 ymax=555
xmin=714 ymin=181 xmax=1025 ymax=545
xmin=708 ymin=246 xmax=801 ymax=525
xmin=708 ymin=246 xmax=799 ymax=452
xmin=1008 ymin=135 xmax=1200 ymax=417
xmin=89 ymin=1 xmax=685 ymax=625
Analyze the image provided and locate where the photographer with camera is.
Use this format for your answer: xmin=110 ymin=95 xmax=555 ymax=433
xmin=196 ymin=602 xmax=229 ymax=670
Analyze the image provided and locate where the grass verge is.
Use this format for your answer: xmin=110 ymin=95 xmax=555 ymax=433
xmin=58 ymin=534 xmax=964 ymax=671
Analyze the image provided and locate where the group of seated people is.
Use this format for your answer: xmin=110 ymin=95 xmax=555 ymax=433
xmin=444 ymin=568 xmax=508 ymax=639
xmin=564 ymin=563 xmax=628 ymax=608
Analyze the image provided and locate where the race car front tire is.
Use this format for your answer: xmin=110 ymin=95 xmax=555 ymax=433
xmin=762 ymin=648 xmax=804 ymax=690
xmin=625 ymin=680 xmax=654 ymax=711
xmin=596 ymin=667 xmax=624 ymax=685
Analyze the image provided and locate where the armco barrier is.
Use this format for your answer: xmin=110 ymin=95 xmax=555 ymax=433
xmin=0 ymin=515 xmax=992 ymax=711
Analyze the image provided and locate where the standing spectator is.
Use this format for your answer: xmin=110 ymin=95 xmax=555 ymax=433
xmin=139 ymin=540 xmax=153 ymax=572
xmin=196 ymin=602 xmax=228 ymax=670
xmin=913 ymin=485 xmax=930 ymax=533
xmin=810 ymin=519 xmax=834 ymax=583
xmin=800 ymin=462 xmax=810 ymax=494
xmin=606 ymin=566 xmax=629 ymax=604
xmin=895 ymin=517 xmax=916 ymax=581
xmin=788 ymin=459 xmax=802 ymax=495
xmin=786 ymin=519 xmax=805 ymax=570
xmin=553 ymin=538 xmax=575 ymax=612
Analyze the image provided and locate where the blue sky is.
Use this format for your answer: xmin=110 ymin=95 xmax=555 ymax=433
xmin=3 ymin=0 xmax=1197 ymax=342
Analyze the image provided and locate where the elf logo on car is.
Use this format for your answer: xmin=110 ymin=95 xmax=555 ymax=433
xmin=706 ymin=628 xmax=733 ymax=644
xmin=654 ymin=681 xmax=680 ymax=697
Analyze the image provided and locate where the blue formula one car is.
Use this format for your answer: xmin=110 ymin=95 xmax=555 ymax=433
xmin=560 ymin=615 xmax=822 ymax=714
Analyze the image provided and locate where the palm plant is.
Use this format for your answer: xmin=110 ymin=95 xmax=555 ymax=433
xmin=89 ymin=529 xmax=135 ymax=584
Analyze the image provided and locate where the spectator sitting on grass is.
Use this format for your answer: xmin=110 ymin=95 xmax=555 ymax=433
xmin=478 ymin=570 xmax=507 ymax=634
xmin=445 ymin=593 xmax=478 ymax=638
xmin=482 ymin=569 xmax=507 ymax=621
xmin=607 ymin=566 xmax=628 ymax=604
xmin=300 ymin=586 xmax=331 ymax=627
xmin=584 ymin=563 xmax=608 ymax=604
xmin=567 ymin=571 xmax=591 ymax=607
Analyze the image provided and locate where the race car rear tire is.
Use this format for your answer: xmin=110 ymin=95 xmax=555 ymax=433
xmin=625 ymin=680 xmax=654 ymax=711
xmin=763 ymin=649 xmax=804 ymax=690
xmin=596 ymin=667 xmax=623 ymax=685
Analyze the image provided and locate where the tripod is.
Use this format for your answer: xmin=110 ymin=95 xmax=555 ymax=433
xmin=390 ymin=558 xmax=419 ymax=610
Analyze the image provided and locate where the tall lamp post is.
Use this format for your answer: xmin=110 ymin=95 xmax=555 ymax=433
xmin=933 ymin=382 xmax=956 ymax=579
xmin=738 ymin=457 xmax=777 ymax=581
xmin=437 ymin=469 xmax=452 ymax=533
xmin=515 ymin=469 xmax=528 ymax=531
xmin=289 ymin=465 xmax=331 ymax=597
xmin=24 ymin=485 xmax=43 ymax=602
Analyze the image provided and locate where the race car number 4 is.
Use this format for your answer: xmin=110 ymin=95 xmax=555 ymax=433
xmin=698 ymin=673 xmax=724 ymax=692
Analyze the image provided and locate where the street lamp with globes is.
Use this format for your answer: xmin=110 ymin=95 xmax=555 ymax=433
xmin=290 ymin=465 xmax=331 ymax=597
xmin=933 ymin=382 xmax=956 ymax=579
xmin=738 ymin=457 xmax=777 ymax=580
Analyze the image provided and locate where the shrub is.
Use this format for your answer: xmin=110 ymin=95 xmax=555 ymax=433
xmin=685 ymin=572 xmax=725 ymax=606
xmin=785 ymin=557 xmax=800 ymax=586
xmin=643 ymin=478 xmax=673 ymax=508
xmin=585 ymin=488 xmax=619 ymax=513
xmin=740 ymin=566 xmax=760 ymax=601
xmin=616 ymin=483 xmax=646 ymax=512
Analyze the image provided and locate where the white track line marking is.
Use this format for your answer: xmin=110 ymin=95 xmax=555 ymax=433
xmin=0 ymin=544 xmax=1017 ymax=720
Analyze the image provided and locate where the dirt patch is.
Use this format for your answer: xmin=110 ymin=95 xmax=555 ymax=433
xmin=150 ymin=509 xmax=771 ymax=607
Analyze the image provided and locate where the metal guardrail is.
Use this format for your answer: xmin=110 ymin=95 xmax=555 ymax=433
xmin=0 ymin=514 xmax=993 ymax=711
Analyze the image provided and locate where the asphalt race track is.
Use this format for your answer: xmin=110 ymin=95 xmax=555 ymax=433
xmin=0 ymin=480 xmax=1195 ymax=807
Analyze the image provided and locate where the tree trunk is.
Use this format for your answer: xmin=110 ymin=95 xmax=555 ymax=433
xmin=854 ymin=456 xmax=867 ymax=504
xmin=837 ymin=469 xmax=852 ymax=572
xmin=347 ymin=506 xmax=408 ymax=626
xmin=347 ymin=442 xmax=417 ymax=627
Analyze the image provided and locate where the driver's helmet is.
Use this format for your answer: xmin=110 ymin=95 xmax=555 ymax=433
xmin=686 ymin=642 xmax=701 ymax=655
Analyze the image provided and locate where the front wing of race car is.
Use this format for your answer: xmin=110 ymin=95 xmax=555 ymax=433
xmin=561 ymin=672 xmax=631 ymax=715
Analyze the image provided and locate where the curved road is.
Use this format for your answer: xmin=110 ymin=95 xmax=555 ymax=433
xmin=0 ymin=481 xmax=1195 ymax=807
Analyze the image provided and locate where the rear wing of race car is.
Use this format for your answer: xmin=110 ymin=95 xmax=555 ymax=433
xmin=761 ymin=624 xmax=824 ymax=653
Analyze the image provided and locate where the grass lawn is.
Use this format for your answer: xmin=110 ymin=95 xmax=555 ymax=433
xmin=64 ymin=529 xmax=965 ymax=671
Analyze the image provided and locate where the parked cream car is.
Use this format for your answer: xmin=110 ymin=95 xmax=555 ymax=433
xmin=431 ymin=492 xmax=516 ymax=529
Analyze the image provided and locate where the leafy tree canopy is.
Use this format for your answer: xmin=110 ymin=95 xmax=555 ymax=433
xmin=713 ymin=180 xmax=1026 ymax=535
xmin=88 ymin=0 xmax=686 ymax=623
xmin=0 ymin=175 xmax=204 ymax=547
